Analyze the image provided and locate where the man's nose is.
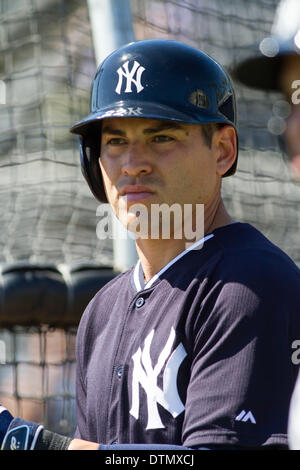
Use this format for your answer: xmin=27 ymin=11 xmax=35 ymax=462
xmin=121 ymin=143 xmax=152 ymax=177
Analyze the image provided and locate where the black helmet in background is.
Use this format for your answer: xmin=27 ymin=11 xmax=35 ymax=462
xmin=232 ymin=0 xmax=300 ymax=180
xmin=233 ymin=0 xmax=300 ymax=91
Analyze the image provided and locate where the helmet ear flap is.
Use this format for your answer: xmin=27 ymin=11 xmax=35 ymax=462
xmin=79 ymin=123 xmax=108 ymax=203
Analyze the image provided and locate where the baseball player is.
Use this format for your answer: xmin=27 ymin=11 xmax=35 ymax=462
xmin=232 ymin=0 xmax=300 ymax=449
xmin=1 ymin=39 xmax=300 ymax=451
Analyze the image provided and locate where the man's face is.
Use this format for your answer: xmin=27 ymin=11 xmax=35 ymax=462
xmin=99 ymin=117 xmax=228 ymax=236
xmin=280 ymin=55 xmax=300 ymax=180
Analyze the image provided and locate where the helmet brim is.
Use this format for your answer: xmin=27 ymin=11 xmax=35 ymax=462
xmin=70 ymin=101 xmax=233 ymax=136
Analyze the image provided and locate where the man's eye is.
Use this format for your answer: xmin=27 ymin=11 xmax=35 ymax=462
xmin=106 ymin=137 xmax=126 ymax=145
xmin=152 ymin=135 xmax=174 ymax=143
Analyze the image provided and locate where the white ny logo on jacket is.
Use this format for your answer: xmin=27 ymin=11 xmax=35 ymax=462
xmin=130 ymin=327 xmax=187 ymax=429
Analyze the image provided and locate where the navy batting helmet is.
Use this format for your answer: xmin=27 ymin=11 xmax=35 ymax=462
xmin=70 ymin=39 xmax=238 ymax=202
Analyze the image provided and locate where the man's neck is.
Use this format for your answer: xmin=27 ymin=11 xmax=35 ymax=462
xmin=135 ymin=200 xmax=235 ymax=283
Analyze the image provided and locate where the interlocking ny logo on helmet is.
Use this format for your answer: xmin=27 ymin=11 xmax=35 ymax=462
xmin=70 ymin=39 xmax=239 ymax=203
xmin=115 ymin=60 xmax=145 ymax=94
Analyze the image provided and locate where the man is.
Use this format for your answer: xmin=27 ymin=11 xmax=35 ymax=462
xmin=1 ymin=39 xmax=300 ymax=451
xmin=232 ymin=0 xmax=300 ymax=450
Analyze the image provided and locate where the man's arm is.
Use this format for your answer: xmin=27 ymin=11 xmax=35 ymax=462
xmin=0 ymin=408 xmax=71 ymax=450
xmin=0 ymin=408 xmax=239 ymax=450
xmin=68 ymin=440 xmax=246 ymax=450
xmin=68 ymin=439 xmax=98 ymax=450
xmin=68 ymin=440 xmax=192 ymax=450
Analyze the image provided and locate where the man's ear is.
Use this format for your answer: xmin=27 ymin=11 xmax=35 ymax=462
xmin=213 ymin=125 xmax=237 ymax=176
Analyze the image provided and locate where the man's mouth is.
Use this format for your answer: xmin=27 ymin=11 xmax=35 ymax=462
xmin=120 ymin=185 xmax=155 ymax=201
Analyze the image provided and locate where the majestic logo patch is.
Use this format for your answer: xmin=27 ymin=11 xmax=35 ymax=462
xmin=115 ymin=60 xmax=145 ymax=95
xmin=235 ymin=410 xmax=256 ymax=424
xmin=130 ymin=327 xmax=187 ymax=430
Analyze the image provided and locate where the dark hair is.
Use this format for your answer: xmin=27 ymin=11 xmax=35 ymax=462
xmin=200 ymin=122 xmax=227 ymax=147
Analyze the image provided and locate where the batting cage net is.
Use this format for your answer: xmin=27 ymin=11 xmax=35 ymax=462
xmin=0 ymin=0 xmax=299 ymax=437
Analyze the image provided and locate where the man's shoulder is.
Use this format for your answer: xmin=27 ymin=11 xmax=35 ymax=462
xmin=213 ymin=222 xmax=299 ymax=272
xmin=201 ymin=222 xmax=300 ymax=291
xmin=193 ymin=224 xmax=300 ymax=327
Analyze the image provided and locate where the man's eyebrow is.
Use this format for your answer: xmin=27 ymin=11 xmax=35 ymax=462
xmin=101 ymin=122 xmax=185 ymax=136
xmin=102 ymin=126 xmax=126 ymax=136
xmin=142 ymin=122 xmax=185 ymax=134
